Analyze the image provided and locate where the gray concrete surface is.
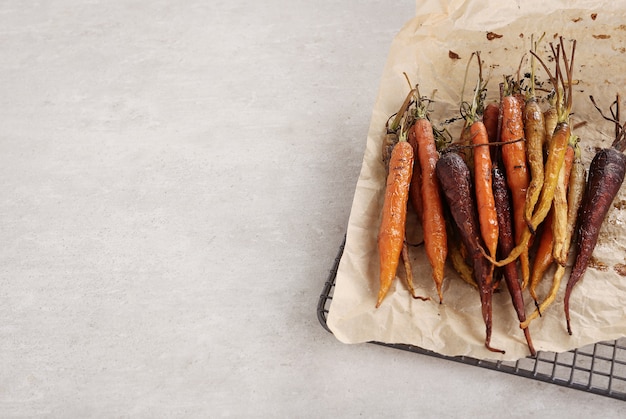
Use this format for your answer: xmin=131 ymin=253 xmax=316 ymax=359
xmin=1 ymin=1 xmax=624 ymax=417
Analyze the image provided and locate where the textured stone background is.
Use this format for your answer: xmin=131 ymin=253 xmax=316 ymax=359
xmin=0 ymin=1 xmax=623 ymax=416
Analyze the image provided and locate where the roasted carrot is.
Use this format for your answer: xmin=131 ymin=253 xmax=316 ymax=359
xmin=531 ymin=122 xmax=570 ymax=231
xmin=524 ymin=37 xmax=547 ymax=223
xmin=459 ymin=57 xmax=499 ymax=293
xmin=499 ymin=91 xmax=531 ymax=287
xmin=527 ymin=38 xmax=576 ymax=234
xmin=380 ymin=88 xmax=428 ymax=300
xmin=436 ymin=151 xmax=504 ymax=354
xmin=486 ymin=118 xmax=570 ymax=269
xmin=524 ymin=155 xmax=584 ymax=327
xmin=528 ymin=209 xmax=555 ymax=305
xmin=559 ymin=140 xmax=586 ymax=264
xmin=522 ymin=265 xmax=566 ymax=329
xmin=388 ymin=87 xmax=420 ymax=217
xmin=449 ymin=239 xmax=477 ymax=289
xmin=523 ymin=97 xmax=546 ymax=224
xmin=492 ymin=162 xmax=535 ymax=356
xmin=544 ymin=92 xmax=559 ymax=145
xmin=483 ymin=102 xmax=500 ymax=154
xmin=562 ymin=94 xmax=626 ymax=333
xmin=472 ymin=120 xmax=498 ymax=262
xmin=486 ymin=38 xmax=576 ymax=274
xmin=446 ymin=215 xmax=477 ymax=289
xmin=400 ymin=242 xmax=429 ymax=301
xmin=564 ymin=146 xmax=626 ymax=334
xmin=457 ymin=123 xmax=474 ymax=170
xmin=376 ymin=139 xmax=414 ymax=308
xmin=463 ymin=61 xmax=499 ymax=264
xmin=407 ymin=126 xmax=423 ymax=220
xmin=521 ymin=140 xmax=575 ymax=327
xmin=551 ymin=142 xmax=576 ymax=263
xmin=410 ymin=107 xmax=448 ymax=302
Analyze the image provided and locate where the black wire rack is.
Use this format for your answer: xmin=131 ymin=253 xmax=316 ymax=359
xmin=318 ymin=237 xmax=626 ymax=401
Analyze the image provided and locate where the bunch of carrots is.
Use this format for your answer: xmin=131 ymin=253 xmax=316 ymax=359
xmin=375 ymin=36 xmax=626 ymax=357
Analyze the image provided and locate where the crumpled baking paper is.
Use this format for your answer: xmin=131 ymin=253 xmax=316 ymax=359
xmin=327 ymin=0 xmax=626 ymax=361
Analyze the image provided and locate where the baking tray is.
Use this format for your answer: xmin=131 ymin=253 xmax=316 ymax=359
xmin=318 ymin=236 xmax=626 ymax=401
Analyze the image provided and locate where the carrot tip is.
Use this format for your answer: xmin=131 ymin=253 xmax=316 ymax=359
xmin=485 ymin=344 xmax=506 ymax=354
xmin=522 ymin=327 xmax=536 ymax=357
xmin=375 ymin=295 xmax=384 ymax=308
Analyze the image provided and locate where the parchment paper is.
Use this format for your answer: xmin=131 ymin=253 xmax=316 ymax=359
xmin=327 ymin=0 xmax=626 ymax=361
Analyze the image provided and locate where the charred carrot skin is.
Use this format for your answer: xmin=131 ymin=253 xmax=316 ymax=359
xmin=436 ymin=152 xmax=504 ymax=354
xmin=377 ymin=140 xmax=414 ymax=308
xmin=492 ymin=162 xmax=535 ymax=356
xmin=412 ymin=117 xmax=448 ymax=302
xmin=564 ymin=147 xmax=626 ymax=334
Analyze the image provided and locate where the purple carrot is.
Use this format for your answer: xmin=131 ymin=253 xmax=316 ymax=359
xmin=564 ymin=147 xmax=626 ymax=335
xmin=436 ymin=151 xmax=505 ymax=354
xmin=492 ymin=162 xmax=536 ymax=356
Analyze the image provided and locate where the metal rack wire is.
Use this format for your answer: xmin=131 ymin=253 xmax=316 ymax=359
xmin=317 ymin=238 xmax=626 ymax=401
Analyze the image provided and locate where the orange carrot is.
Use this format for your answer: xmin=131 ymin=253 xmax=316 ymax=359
xmin=483 ymin=102 xmax=500 ymax=161
xmin=486 ymin=38 xmax=576 ymax=275
xmin=483 ymin=102 xmax=500 ymax=149
xmin=376 ymin=139 xmax=413 ymax=308
xmin=499 ymin=92 xmax=531 ymax=288
xmin=471 ymin=121 xmax=498 ymax=261
xmin=407 ymin=127 xmax=423 ymax=220
xmin=461 ymin=58 xmax=499 ymax=282
xmin=528 ymin=209 xmax=555 ymax=305
xmin=411 ymin=115 xmax=448 ymax=302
